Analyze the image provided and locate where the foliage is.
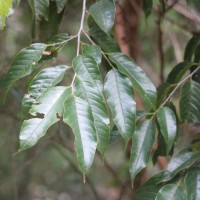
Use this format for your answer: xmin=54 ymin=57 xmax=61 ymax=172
xmin=1 ymin=0 xmax=200 ymax=199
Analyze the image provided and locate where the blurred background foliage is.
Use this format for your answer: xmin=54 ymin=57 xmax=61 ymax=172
xmin=0 ymin=0 xmax=200 ymax=199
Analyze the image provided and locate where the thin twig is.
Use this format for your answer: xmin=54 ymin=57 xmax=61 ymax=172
xmin=76 ymin=0 xmax=87 ymax=56
xmin=160 ymin=66 xmax=200 ymax=108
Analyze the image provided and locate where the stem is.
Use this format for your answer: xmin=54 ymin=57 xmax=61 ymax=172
xmin=160 ymin=66 xmax=200 ymax=108
xmin=76 ymin=0 xmax=87 ymax=56
xmin=70 ymin=0 xmax=87 ymax=91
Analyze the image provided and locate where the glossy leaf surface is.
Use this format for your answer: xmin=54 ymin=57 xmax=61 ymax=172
xmin=82 ymin=45 xmax=102 ymax=64
xmin=157 ymin=107 xmax=177 ymax=154
xmin=109 ymin=53 xmax=157 ymax=110
xmin=88 ymin=16 xmax=120 ymax=53
xmin=185 ymin=168 xmax=200 ymax=200
xmin=155 ymin=183 xmax=186 ymax=200
xmin=180 ymin=80 xmax=200 ymax=123
xmin=104 ymin=69 xmax=136 ymax=142
xmin=73 ymin=55 xmax=109 ymax=155
xmin=5 ymin=43 xmax=47 ymax=91
xmin=129 ymin=120 xmax=155 ymax=183
xmin=19 ymin=86 xmax=70 ymax=151
xmin=63 ymin=95 xmax=97 ymax=173
xmin=22 ymin=65 xmax=68 ymax=114
xmin=89 ymin=0 xmax=115 ymax=33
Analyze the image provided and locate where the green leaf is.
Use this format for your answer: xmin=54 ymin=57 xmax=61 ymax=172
xmin=155 ymin=183 xmax=186 ymax=200
xmin=143 ymin=0 xmax=152 ymax=17
xmin=5 ymin=43 xmax=47 ymax=92
xmin=73 ymin=55 xmax=110 ymax=155
xmin=89 ymin=0 xmax=115 ymax=33
xmin=27 ymin=0 xmax=49 ymax=20
xmin=109 ymin=53 xmax=157 ymax=110
xmin=22 ymin=65 xmax=68 ymax=114
xmin=166 ymin=61 xmax=192 ymax=84
xmin=104 ymin=69 xmax=136 ymax=143
xmin=129 ymin=120 xmax=155 ymax=183
xmin=0 ymin=0 xmax=12 ymax=28
xmin=55 ymin=0 xmax=68 ymax=13
xmin=163 ymin=150 xmax=200 ymax=182
xmin=88 ymin=16 xmax=120 ymax=53
xmin=19 ymin=86 xmax=70 ymax=151
xmin=73 ymin=55 xmax=103 ymax=92
xmin=134 ymin=171 xmax=168 ymax=200
xmin=82 ymin=45 xmax=102 ymax=65
xmin=74 ymin=79 xmax=110 ymax=156
xmin=40 ymin=33 xmax=69 ymax=62
xmin=157 ymin=107 xmax=177 ymax=154
xmin=184 ymin=33 xmax=200 ymax=61
xmin=180 ymin=80 xmax=200 ymax=123
xmin=63 ymin=94 xmax=97 ymax=174
xmin=38 ymin=1 xmax=65 ymax=42
xmin=185 ymin=168 xmax=200 ymax=200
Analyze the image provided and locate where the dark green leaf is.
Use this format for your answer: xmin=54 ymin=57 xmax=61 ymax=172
xmin=109 ymin=53 xmax=157 ymax=110
xmin=155 ymin=183 xmax=186 ymax=200
xmin=184 ymin=33 xmax=200 ymax=61
xmin=134 ymin=171 xmax=168 ymax=200
xmin=63 ymin=94 xmax=97 ymax=173
xmin=143 ymin=0 xmax=152 ymax=17
xmin=82 ymin=45 xmax=102 ymax=64
xmin=129 ymin=120 xmax=155 ymax=183
xmin=88 ymin=16 xmax=120 ymax=53
xmin=157 ymin=107 xmax=177 ymax=154
xmin=73 ymin=55 xmax=110 ymax=155
xmin=27 ymin=0 xmax=49 ymax=20
xmin=38 ymin=1 xmax=65 ymax=42
xmin=185 ymin=168 xmax=200 ymax=200
xmin=166 ymin=61 xmax=192 ymax=84
xmin=104 ymin=69 xmax=136 ymax=143
xmin=19 ymin=86 xmax=70 ymax=151
xmin=180 ymin=80 xmax=200 ymax=123
xmin=164 ymin=149 xmax=200 ymax=182
xmin=5 ymin=43 xmax=47 ymax=92
xmin=89 ymin=0 xmax=115 ymax=33
xmin=55 ymin=0 xmax=68 ymax=13
xmin=22 ymin=65 xmax=68 ymax=114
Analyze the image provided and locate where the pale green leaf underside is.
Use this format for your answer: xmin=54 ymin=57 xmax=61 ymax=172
xmin=6 ymin=43 xmax=47 ymax=92
xmin=104 ymin=69 xmax=136 ymax=142
xmin=157 ymin=107 xmax=177 ymax=154
xmin=155 ymin=184 xmax=186 ymax=200
xmin=129 ymin=120 xmax=155 ymax=183
xmin=185 ymin=168 xmax=200 ymax=200
xmin=180 ymin=80 xmax=200 ymax=123
xmin=0 ymin=0 xmax=12 ymax=28
xmin=19 ymin=86 xmax=70 ymax=151
xmin=109 ymin=53 xmax=157 ymax=110
xmin=89 ymin=0 xmax=115 ymax=33
xmin=22 ymin=65 xmax=68 ymax=114
xmin=63 ymin=95 xmax=97 ymax=173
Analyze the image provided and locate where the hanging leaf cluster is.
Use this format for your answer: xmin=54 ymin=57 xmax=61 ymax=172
xmin=3 ymin=0 xmax=200 ymax=195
